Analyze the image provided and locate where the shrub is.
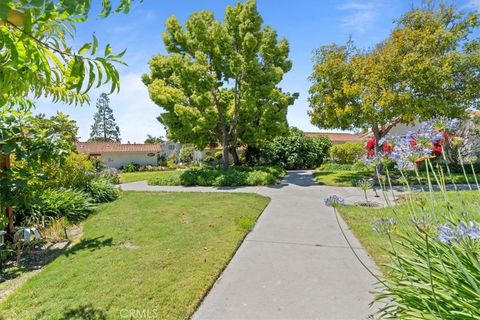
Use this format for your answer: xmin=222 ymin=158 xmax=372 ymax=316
xmin=17 ymin=188 xmax=95 ymax=225
xmin=98 ymin=168 xmax=120 ymax=184
xmin=43 ymin=152 xmax=95 ymax=190
xmin=148 ymin=167 xmax=284 ymax=187
xmin=157 ymin=154 xmax=167 ymax=166
xmin=202 ymin=155 xmax=217 ymax=165
xmin=329 ymin=142 xmax=364 ymax=164
xmin=262 ymin=130 xmax=332 ymax=169
xmin=320 ymin=163 xmax=354 ymax=171
xmin=167 ymin=153 xmax=177 ymax=169
xmin=87 ymin=179 xmax=120 ymax=203
xmin=179 ymin=144 xmax=196 ymax=164
xmin=121 ymin=162 xmax=140 ymax=173
xmin=352 ymin=161 xmax=370 ymax=171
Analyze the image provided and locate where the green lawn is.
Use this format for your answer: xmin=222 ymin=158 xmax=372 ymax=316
xmin=0 ymin=192 xmax=270 ymax=319
xmin=338 ymin=191 xmax=480 ymax=272
xmin=313 ymin=167 xmax=479 ymax=187
xmin=119 ymin=170 xmax=178 ymax=183
xmin=313 ymin=170 xmax=371 ymax=186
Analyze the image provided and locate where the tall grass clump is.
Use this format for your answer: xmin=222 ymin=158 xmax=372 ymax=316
xmin=326 ymin=117 xmax=480 ymax=319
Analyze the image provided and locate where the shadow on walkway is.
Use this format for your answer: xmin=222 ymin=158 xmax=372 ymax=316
xmin=269 ymin=170 xmax=318 ymax=188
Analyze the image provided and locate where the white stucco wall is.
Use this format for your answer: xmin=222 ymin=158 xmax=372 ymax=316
xmin=388 ymin=122 xmax=423 ymax=136
xmin=100 ymin=152 xmax=158 ymax=169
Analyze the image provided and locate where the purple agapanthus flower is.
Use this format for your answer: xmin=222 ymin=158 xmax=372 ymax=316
xmin=324 ymin=195 xmax=345 ymax=207
xmin=437 ymin=221 xmax=480 ymax=244
xmin=448 ymin=119 xmax=460 ymax=131
xmin=372 ymin=217 xmax=396 ymax=235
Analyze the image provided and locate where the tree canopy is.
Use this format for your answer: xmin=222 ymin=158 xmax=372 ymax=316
xmin=0 ymin=0 xmax=136 ymax=111
xmin=308 ymin=3 xmax=480 ymax=147
xmin=0 ymin=0 xmax=136 ymax=236
xmin=142 ymin=0 xmax=297 ymax=169
xmin=89 ymin=93 xmax=121 ymax=142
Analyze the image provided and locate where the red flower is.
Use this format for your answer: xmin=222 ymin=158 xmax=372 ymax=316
xmin=432 ymin=144 xmax=442 ymax=155
xmin=366 ymin=138 xmax=376 ymax=150
xmin=383 ymin=143 xmax=393 ymax=153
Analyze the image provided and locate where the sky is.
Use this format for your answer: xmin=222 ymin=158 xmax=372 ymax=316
xmin=35 ymin=0 xmax=480 ymax=143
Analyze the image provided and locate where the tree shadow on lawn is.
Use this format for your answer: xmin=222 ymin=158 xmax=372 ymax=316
xmin=59 ymin=304 xmax=107 ymax=320
xmin=27 ymin=304 xmax=107 ymax=320
xmin=64 ymin=236 xmax=113 ymax=257
xmin=1 ymin=237 xmax=113 ymax=284
xmin=313 ymin=170 xmax=373 ymax=186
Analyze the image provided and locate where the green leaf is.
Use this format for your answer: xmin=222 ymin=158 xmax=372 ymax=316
xmin=104 ymin=44 xmax=112 ymax=56
xmin=92 ymin=34 xmax=98 ymax=55
xmin=78 ymin=43 xmax=91 ymax=55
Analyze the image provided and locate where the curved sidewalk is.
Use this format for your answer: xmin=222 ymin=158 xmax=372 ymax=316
xmin=121 ymin=171 xmax=381 ymax=320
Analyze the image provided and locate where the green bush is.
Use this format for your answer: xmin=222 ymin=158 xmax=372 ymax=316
xmin=167 ymin=153 xmax=177 ymax=169
xmin=121 ymin=162 xmax=140 ymax=173
xmin=87 ymin=179 xmax=120 ymax=203
xmin=17 ymin=188 xmax=95 ymax=225
xmin=43 ymin=152 xmax=95 ymax=190
xmin=320 ymin=163 xmax=354 ymax=171
xmin=352 ymin=161 xmax=370 ymax=171
xmin=98 ymin=168 xmax=120 ymax=184
xmin=214 ymin=151 xmax=224 ymax=160
xmin=179 ymin=144 xmax=196 ymax=164
xmin=261 ymin=130 xmax=332 ymax=169
xmin=148 ymin=167 xmax=284 ymax=187
xmin=329 ymin=142 xmax=364 ymax=164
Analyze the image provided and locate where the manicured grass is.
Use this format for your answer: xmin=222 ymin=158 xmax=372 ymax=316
xmin=313 ymin=167 xmax=479 ymax=187
xmin=119 ymin=170 xmax=178 ymax=183
xmin=313 ymin=169 xmax=371 ymax=186
xmin=338 ymin=191 xmax=480 ymax=272
xmin=0 ymin=192 xmax=270 ymax=319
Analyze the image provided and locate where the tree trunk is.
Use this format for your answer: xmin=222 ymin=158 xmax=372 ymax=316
xmin=222 ymin=145 xmax=230 ymax=171
xmin=230 ymin=147 xmax=240 ymax=165
xmin=222 ymin=129 xmax=230 ymax=171
xmin=0 ymin=153 xmax=14 ymax=239
xmin=372 ymin=125 xmax=384 ymax=176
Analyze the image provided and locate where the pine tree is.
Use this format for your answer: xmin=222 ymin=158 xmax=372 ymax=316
xmin=89 ymin=93 xmax=121 ymax=142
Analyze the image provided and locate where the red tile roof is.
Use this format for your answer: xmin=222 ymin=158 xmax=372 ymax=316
xmin=76 ymin=142 xmax=162 ymax=154
xmin=303 ymin=132 xmax=363 ymax=143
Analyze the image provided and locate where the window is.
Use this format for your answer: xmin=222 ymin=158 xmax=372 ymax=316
xmin=168 ymin=145 xmax=175 ymax=150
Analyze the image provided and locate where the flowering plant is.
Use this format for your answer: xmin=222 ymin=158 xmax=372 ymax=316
xmin=328 ymin=117 xmax=480 ymax=319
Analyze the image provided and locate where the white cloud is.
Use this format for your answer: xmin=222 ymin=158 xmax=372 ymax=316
xmin=34 ymin=73 xmax=166 ymax=143
xmin=337 ymin=1 xmax=381 ymax=33
xmin=107 ymin=73 xmax=166 ymax=143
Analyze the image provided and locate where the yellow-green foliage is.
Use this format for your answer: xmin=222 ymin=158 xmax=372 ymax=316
xmin=329 ymin=142 xmax=364 ymax=164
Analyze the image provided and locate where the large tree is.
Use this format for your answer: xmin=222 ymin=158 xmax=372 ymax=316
xmin=308 ymin=3 xmax=480 ymax=151
xmin=142 ymin=0 xmax=297 ymax=170
xmin=89 ymin=93 xmax=121 ymax=142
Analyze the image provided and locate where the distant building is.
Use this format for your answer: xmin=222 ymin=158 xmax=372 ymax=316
xmin=76 ymin=142 xmax=162 ymax=169
xmin=303 ymin=132 xmax=363 ymax=144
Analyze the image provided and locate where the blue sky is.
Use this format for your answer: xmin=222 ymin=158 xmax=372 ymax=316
xmin=36 ymin=0 xmax=479 ymax=143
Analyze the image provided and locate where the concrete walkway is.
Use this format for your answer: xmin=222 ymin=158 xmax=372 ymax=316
xmin=121 ymin=171 xmax=382 ymax=320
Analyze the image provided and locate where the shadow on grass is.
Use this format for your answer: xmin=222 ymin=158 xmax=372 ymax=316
xmin=59 ymin=304 xmax=107 ymax=320
xmin=1 ymin=242 xmax=70 ymax=282
xmin=64 ymin=237 xmax=113 ymax=257
xmin=312 ymin=170 xmax=373 ymax=186
xmin=1 ymin=237 xmax=113 ymax=284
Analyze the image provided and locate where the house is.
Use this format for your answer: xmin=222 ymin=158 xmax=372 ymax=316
xmin=303 ymin=132 xmax=363 ymax=144
xmin=76 ymin=142 xmax=162 ymax=169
